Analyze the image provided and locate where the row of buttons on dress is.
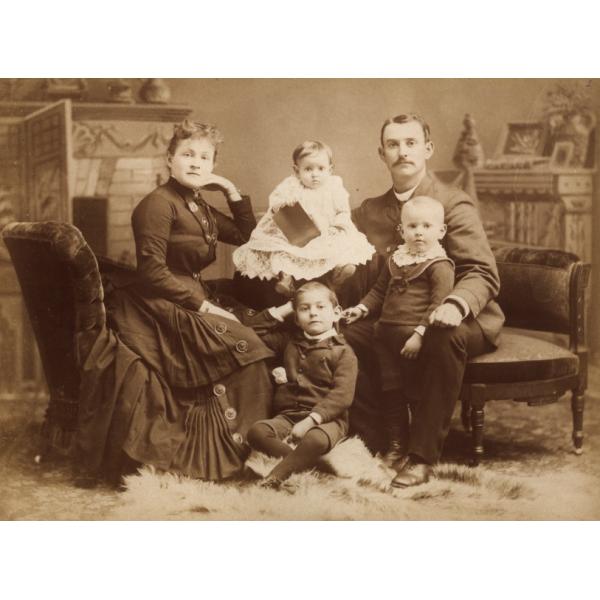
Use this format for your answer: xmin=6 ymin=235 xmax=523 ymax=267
xmin=198 ymin=215 xmax=217 ymax=244
xmin=224 ymin=307 xmax=257 ymax=317
xmin=210 ymin=308 xmax=259 ymax=445
xmin=212 ymin=383 xmax=243 ymax=444
xmin=213 ymin=322 xmax=249 ymax=353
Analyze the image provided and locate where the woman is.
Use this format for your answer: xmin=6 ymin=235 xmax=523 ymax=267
xmin=76 ymin=120 xmax=285 ymax=485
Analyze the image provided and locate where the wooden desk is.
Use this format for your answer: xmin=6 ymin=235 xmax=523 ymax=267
xmin=474 ymin=168 xmax=594 ymax=263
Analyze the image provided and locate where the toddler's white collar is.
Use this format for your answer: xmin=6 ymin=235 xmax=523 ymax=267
xmin=392 ymin=241 xmax=447 ymax=267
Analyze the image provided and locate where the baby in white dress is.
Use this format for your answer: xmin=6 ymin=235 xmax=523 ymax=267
xmin=233 ymin=140 xmax=375 ymax=296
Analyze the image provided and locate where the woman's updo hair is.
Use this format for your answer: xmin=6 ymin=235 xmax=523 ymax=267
xmin=167 ymin=120 xmax=225 ymax=159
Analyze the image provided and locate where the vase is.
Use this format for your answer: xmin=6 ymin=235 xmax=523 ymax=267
xmin=552 ymin=110 xmax=596 ymax=168
xmin=140 ymin=78 xmax=171 ymax=104
xmin=107 ymin=79 xmax=134 ymax=104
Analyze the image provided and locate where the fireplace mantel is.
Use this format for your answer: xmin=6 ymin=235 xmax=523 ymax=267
xmin=0 ymin=100 xmax=191 ymax=122
xmin=0 ymin=99 xmax=192 ymax=400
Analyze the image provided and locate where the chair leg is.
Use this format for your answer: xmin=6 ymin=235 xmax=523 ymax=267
xmin=460 ymin=389 xmax=471 ymax=433
xmin=571 ymin=391 xmax=584 ymax=455
xmin=469 ymin=386 xmax=485 ymax=467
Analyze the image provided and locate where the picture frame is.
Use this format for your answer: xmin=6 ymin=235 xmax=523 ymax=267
xmin=495 ymin=121 xmax=548 ymax=157
xmin=550 ymin=140 xmax=576 ymax=169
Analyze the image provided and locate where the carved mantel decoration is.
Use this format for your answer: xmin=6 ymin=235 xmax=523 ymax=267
xmin=72 ymin=122 xmax=173 ymax=158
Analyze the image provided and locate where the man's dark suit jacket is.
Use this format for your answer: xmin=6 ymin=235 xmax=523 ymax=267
xmin=348 ymin=171 xmax=504 ymax=346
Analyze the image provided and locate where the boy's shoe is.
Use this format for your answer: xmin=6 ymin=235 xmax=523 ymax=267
xmin=258 ymin=476 xmax=284 ymax=490
xmin=274 ymin=273 xmax=295 ymax=298
xmin=330 ymin=264 xmax=356 ymax=288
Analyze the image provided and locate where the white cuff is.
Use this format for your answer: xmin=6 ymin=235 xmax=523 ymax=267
xmin=414 ymin=325 xmax=426 ymax=336
xmin=267 ymin=307 xmax=284 ymax=322
xmin=268 ymin=301 xmax=294 ymax=322
xmin=444 ymin=295 xmax=470 ymax=318
xmin=309 ymin=412 xmax=323 ymax=425
xmin=357 ymin=303 xmax=369 ymax=317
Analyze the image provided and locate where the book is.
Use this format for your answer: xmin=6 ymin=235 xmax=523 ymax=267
xmin=272 ymin=203 xmax=321 ymax=247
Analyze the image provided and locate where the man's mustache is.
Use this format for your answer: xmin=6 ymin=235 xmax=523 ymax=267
xmin=394 ymin=158 xmax=413 ymax=166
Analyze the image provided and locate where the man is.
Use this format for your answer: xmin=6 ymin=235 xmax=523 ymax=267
xmin=343 ymin=113 xmax=504 ymax=488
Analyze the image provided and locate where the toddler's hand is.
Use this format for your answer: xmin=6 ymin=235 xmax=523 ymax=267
xmin=272 ymin=367 xmax=288 ymax=384
xmin=401 ymin=332 xmax=423 ymax=359
xmin=291 ymin=417 xmax=315 ymax=442
xmin=270 ymin=198 xmax=297 ymax=213
xmin=342 ymin=306 xmax=364 ymax=325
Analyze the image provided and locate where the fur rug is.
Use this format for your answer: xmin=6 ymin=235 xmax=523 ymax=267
xmin=113 ymin=436 xmax=596 ymax=520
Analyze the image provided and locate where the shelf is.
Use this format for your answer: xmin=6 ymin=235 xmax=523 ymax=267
xmin=474 ymin=168 xmax=594 ymax=196
xmin=71 ymin=103 xmax=192 ymax=122
xmin=0 ymin=101 xmax=192 ymax=122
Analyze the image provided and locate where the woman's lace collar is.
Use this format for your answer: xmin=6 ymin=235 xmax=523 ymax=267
xmin=391 ymin=241 xmax=447 ymax=267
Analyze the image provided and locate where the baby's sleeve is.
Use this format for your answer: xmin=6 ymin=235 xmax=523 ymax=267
xmin=268 ymin=175 xmax=300 ymax=211
xmin=330 ymin=176 xmax=354 ymax=230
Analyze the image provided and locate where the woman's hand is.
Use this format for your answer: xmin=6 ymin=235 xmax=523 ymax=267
xmin=342 ymin=306 xmax=364 ymax=325
xmin=290 ymin=417 xmax=315 ymax=442
xmin=199 ymin=174 xmax=243 ymax=201
xmin=400 ymin=332 xmax=423 ymax=359
xmin=199 ymin=300 xmax=240 ymax=322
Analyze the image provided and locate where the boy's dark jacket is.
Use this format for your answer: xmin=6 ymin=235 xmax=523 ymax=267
xmin=250 ymin=316 xmax=358 ymax=424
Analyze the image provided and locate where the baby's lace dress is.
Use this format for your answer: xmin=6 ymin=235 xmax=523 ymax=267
xmin=233 ymin=175 xmax=375 ymax=280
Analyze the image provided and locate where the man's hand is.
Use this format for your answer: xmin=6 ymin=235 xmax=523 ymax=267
xmin=199 ymin=174 xmax=242 ymax=201
xmin=342 ymin=306 xmax=364 ymax=325
xmin=290 ymin=417 xmax=315 ymax=442
xmin=400 ymin=332 xmax=423 ymax=359
xmin=199 ymin=300 xmax=241 ymax=322
xmin=429 ymin=302 xmax=462 ymax=327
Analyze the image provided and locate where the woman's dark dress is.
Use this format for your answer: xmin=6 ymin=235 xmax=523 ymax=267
xmin=76 ymin=178 xmax=274 ymax=481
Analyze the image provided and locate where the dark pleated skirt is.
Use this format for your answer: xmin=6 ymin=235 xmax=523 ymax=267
xmin=170 ymin=388 xmax=248 ymax=480
xmin=77 ymin=285 xmax=274 ymax=481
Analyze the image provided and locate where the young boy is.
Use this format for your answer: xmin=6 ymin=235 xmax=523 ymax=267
xmin=344 ymin=196 xmax=454 ymax=483
xmin=247 ymin=281 xmax=358 ymax=489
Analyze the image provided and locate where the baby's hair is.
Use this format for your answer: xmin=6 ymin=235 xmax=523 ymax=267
xmin=167 ymin=120 xmax=224 ymax=160
xmin=380 ymin=113 xmax=431 ymax=145
xmin=401 ymin=195 xmax=445 ymax=222
xmin=292 ymin=281 xmax=339 ymax=310
xmin=292 ymin=140 xmax=333 ymax=165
